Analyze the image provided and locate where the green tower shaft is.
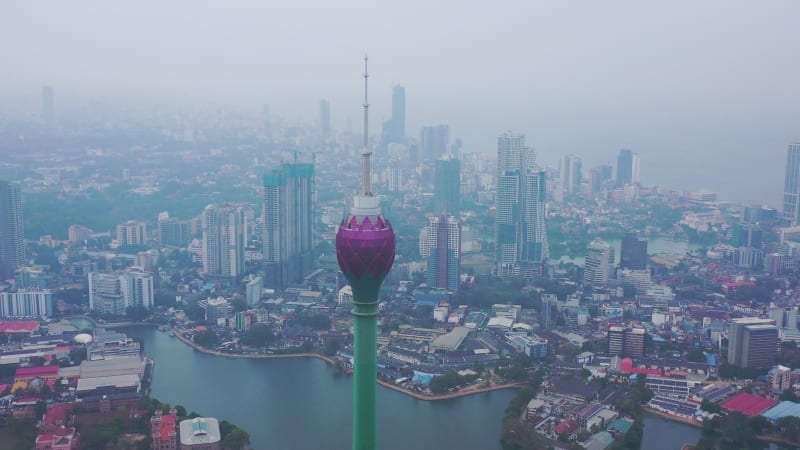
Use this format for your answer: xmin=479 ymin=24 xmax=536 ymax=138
xmin=352 ymin=296 xmax=378 ymax=450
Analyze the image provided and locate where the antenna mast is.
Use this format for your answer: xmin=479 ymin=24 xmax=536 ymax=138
xmin=361 ymin=54 xmax=372 ymax=196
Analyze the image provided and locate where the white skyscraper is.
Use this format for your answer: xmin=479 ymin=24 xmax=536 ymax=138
xmin=560 ymin=154 xmax=582 ymax=195
xmin=202 ymin=204 xmax=246 ymax=279
xmin=584 ymin=238 xmax=615 ymax=287
xmin=783 ymin=143 xmax=800 ymax=225
xmin=89 ymin=269 xmax=153 ymax=315
xmin=495 ymin=132 xmax=547 ymax=278
xmin=116 ymin=220 xmax=148 ymax=246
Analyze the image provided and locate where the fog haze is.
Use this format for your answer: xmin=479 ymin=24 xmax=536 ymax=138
xmin=2 ymin=0 xmax=799 ymax=203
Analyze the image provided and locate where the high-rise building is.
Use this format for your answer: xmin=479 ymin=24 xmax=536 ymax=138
xmin=768 ymin=365 xmax=792 ymax=394
xmin=0 ymin=290 xmax=53 ymax=318
xmin=727 ymin=318 xmax=778 ymax=368
xmin=560 ymin=154 xmax=582 ymax=195
xmin=68 ymin=225 xmax=93 ymax=244
xmin=88 ymin=269 xmax=154 ymax=316
xmin=541 ymin=294 xmax=557 ymax=329
xmin=205 ymin=297 xmax=230 ymax=322
xmin=88 ymin=272 xmax=123 ymax=316
xmin=606 ymin=324 xmax=645 ymax=358
xmin=495 ymin=132 xmax=547 ymax=278
xmin=42 ymin=85 xmax=54 ymax=123
xmin=116 ymin=220 xmax=147 ymax=247
xmin=731 ymin=223 xmax=763 ymax=248
xmin=620 ymin=232 xmax=647 ymax=270
xmin=320 ymin=99 xmax=331 ymax=137
xmin=202 ymin=204 xmax=246 ymax=279
xmin=420 ymin=125 xmax=450 ymax=162
xmin=769 ymin=306 xmax=798 ymax=330
xmin=14 ymin=265 xmax=53 ymax=290
xmin=783 ymin=144 xmax=800 ymax=225
xmin=158 ymin=213 xmax=191 ymax=247
xmin=262 ymin=163 xmax=314 ymax=289
xmin=423 ymin=215 xmax=461 ymax=291
xmin=584 ymin=239 xmax=615 ymax=287
xmin=0 ymin=181 xmax=25 ymax=279
xmin=245 ymin=275 xmax=262 ymax=307
xmin=607 ymin=325 xmax=625 ymax=356
xmin=589 ymin=165 xmax=612 ymax=199
xmin=335 ymin=57 xmax=395 ymax=450
xmin=623 ymin=326 xmax=645 ymax=359
xmin=434 ymin=157 xmax=461 ymax=216
xmin=616 ymin=149 xmax=640 ymax=186
xmin=389 ymin=84 xmax=405 ymax=144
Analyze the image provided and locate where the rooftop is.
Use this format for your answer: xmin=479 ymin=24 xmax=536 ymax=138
xmin=721 ymin=392 xmax=778 ymax=416
xmin=76 ymin=374 xmax=140 ymax=393
xmin=15 ymin=365 xmax=59 ymax=379
xmin=607 ymin=418 xmax=634 ymax=434
xmin=179 ymin=417 xmax=221 ymax=445
xmin=761 ymin=401 xmax=800 ymax=421
xmin=0 ymin=321 xmax=40 ymax=333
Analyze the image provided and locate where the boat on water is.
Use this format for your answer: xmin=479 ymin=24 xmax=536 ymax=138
xmin=168 ymin=331 xmax=175 ymax=337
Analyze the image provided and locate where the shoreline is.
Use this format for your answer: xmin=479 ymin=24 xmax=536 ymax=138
xmin=644 ymin=406 xmax=800 ymax=448
xmin=643 ymin=406 xmax=702 ymax=428
xmin=172 ymin=328 xmax=521 ymax=401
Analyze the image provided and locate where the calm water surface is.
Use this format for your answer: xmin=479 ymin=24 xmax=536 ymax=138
xmin=124 ymin=327 xmax=516 ymax=450
xmin=122 ymin=326 xmax=709 ymax=450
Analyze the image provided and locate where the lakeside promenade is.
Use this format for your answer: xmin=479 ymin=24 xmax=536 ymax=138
xmin=172 ymin=328 xmax=522 ymax=401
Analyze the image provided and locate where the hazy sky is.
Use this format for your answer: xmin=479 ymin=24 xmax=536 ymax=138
xmin=3 ymin=1 xmax=799 ymax=204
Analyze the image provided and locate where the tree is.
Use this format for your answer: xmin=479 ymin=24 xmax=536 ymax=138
xmin=622 ymin=283 xmax=637 ymax=298
xmin=183 ymin=303 xmax=206 ymax=322
xmin=174 ymin=405 xmax=187 ymax=417
xmin=126 ymin=305 xmax=150 ymax=321
xmin=687 ymin=348 xmax=706 ymax=363
xmin=430 ymin=371 xmax=466 ymax=394
xmin=295 ymin=313 xmax=331 ymax=331
xmin=558 ymin=343 xmax=581 ymax=361
xmin=35 ymin=401 xmax=47 ymax=419
xmin=194 ymin=330 xmax=219 ymax=348
xmin=240 ymin=323 xmax=274 ymax=347
xmin=34 ymin=244 xmax=61 ymax=271
xmin=223 ymin=428 xmax=251 ymax=450
xmin=701 ymin=398 xmax=721 ymax=414
xmin=230 ymin=296 xmax=248 ymax=313
xmin=322 ymin=338 xmax=340 ymax=356
xmin=154 ymin=291 xmax=178 ymax=308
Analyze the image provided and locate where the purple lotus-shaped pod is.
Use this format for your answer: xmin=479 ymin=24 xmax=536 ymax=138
xmin=336 ymin=213 xmax=396 ymax=282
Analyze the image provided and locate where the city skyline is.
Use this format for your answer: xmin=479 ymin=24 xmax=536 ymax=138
xmin=3 ymin=4 xmax=800 ymax=449
xmin=2 ymin=2 xmax=799 ymax=204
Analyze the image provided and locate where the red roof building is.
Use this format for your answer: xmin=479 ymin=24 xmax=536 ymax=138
xmin=0 ymin=321 xmax=40 ymax=334
xmin=151 ymin=409 xmax=178 ymax=450
xmin=555 ymin=419 xmax=579 ymax=441
xmin=35 ymin=426 xmax=80 ymax=450
xmin=15 ymin=365 xmax=60 ymax=383
xmin=43 ymin=403 xmax=74 ymax=427
xmin=721 ymin=392 xmax=778 ymax=416
xmin=619 ymin=358 xmax=663 ymax=376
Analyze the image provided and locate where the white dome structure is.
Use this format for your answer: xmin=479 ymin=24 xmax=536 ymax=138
xmin=74 ymin=333 xmax=93 ymax=344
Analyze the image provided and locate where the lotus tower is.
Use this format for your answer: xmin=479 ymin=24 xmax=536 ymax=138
xmin=335 ymin=56 xmax=396 ymax=450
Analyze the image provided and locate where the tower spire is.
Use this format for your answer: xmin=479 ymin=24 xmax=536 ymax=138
xmin=361 ymin=54 xmax=372 ymax=196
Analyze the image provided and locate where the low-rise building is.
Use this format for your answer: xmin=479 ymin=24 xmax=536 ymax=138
xmin=179 ymin=417 xmax=222 ymax=450
xmin=151 ymin=409 xmax=178 ymax=450
xmin=35 ymin=427 xmax=80 ymax=450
